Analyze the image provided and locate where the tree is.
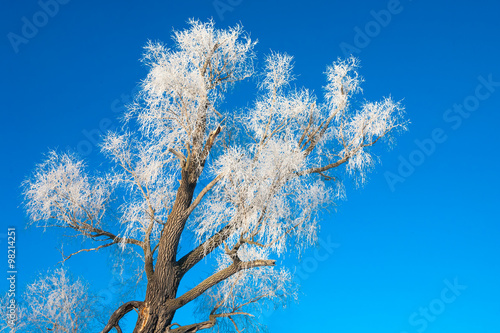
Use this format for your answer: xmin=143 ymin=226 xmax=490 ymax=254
xmin=0 ymin=268 xmax=98 ymax=333
xmin=23 ymin=19 xmax=407 ymax=333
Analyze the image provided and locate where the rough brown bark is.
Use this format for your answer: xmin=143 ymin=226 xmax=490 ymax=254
xmin=132 ymin=168 xmax=198 ymax=333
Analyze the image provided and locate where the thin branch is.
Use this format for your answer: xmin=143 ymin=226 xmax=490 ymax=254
xmin=59 ymin=240 xmax=118 ymax=263
xmin=199 ymin=123 xmax=223 ymax=171
xmin=81 ymin=223 xmax=143 ymax=247
xmin=298 ymin=155 xmax=350 ymax=176
xmin=167 ymin=312 xmax=253 ymax=333
xmin=303 ymin=111 xmax=337 ymax=156
xmin=184 ymin=173 xmax=223 ymax=219
xmin=178 ymin=224 xmax=232 ymax=275
xmin=237 ymin=296 xmax=269 ymax=314
xmin=200 ymin=43 xmax=220 ymax=76
xmin=228 ymin=316 xmax=243 ymax=333
xmin=298 ymin=106 xmax=315 ymax=147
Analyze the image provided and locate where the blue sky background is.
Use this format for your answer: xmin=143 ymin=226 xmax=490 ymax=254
xmin=1 ymin=0 xmax=499 ymax=332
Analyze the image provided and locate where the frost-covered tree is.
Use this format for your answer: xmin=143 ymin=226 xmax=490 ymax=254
xmin=23 ymin=20 xmax=407 ymax=333
xmin=0 ymin=268 xmax=98 ymax=333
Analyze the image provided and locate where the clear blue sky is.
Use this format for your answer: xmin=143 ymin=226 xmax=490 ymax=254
xmin=1 ymin=0 xmax=499 ymax=332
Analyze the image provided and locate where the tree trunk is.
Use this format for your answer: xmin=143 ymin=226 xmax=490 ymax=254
xmin=132 ymin=265 xmax=179 ymax=332
xmin=133 ymin=172 xmax=196 ymax=333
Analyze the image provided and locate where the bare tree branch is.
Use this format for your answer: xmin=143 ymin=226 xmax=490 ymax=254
xmin=59 ymin=240 xmax=119 ymax=263
xmin=183 ymin=173 xmax=223 ymax=220
xmin=298 ymin=156 xmax=350 ymax=176
xmin=171 ymin=259 xmax=276 ymax=311
xmin=167 ymin=312 xmax=253 ymax=333
xmin=178 ymin=224 xmax=232 ymax=275
xmin=100 ymin=301 xmax=143 ymax=333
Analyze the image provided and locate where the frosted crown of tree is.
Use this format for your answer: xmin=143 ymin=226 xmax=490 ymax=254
xmin=22 ymin=19 xmax=407 ymax=333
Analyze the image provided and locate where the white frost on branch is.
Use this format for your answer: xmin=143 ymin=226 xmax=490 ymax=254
xmin=193 ymin=139 xmax=331 ymax=258
xmin=23 ymin=151 xmax=110 ymax=229
xmin=130 ymin=19 xmax=256 ymax=178
xmin=341 ymin=98 xmax=404 ymax=181
xmin=0 ymin=268 xmax=98 ymax=333
xmin=197 ymin=253 xmax=297 ymax=333
xmin=324 ymin=56 xmax=363 ymax=114
xmin=101 ymin=132 xmax=176 ymax=246
xmin=260 ymin=52 xmax=294 ymax=92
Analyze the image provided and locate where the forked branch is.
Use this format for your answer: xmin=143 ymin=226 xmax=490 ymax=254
xmin=100 ymin=301 xmax=144 ymax=333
